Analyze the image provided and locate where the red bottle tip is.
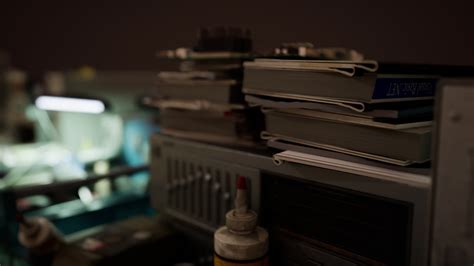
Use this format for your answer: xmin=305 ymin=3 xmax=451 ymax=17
xmin=237 ymin=176 xmax=247 ymax=190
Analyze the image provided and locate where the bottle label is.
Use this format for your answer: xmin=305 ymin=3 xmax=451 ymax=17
xmin=214 ymin=255 xmax=269 ymax=266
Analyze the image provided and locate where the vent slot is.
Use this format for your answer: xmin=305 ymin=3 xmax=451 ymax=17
xmin=158 ymin=150 xmax=260 ymax=231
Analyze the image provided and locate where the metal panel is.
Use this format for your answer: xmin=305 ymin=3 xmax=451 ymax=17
xmin=150 ymin=138 xmax=260 ymax=232
xmin=431 ymin=79 xmax=474 ymax=265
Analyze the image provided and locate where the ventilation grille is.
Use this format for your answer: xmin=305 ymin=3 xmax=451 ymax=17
xmin=155 ymin=148 xmax=260 ymax=232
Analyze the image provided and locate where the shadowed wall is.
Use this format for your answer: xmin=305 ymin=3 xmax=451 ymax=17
xmin=1 ymin=0 xmax=473 ymax=72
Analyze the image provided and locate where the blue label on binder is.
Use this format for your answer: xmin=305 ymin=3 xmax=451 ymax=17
xmin=372 ymin=78 xmax=438 ymax=100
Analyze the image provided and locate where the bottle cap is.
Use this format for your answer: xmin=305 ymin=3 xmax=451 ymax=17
xmin=226 ymin=176 xmax=257 ymax=234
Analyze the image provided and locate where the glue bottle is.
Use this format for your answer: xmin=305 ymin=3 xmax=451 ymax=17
xmin=214 ymin=176 xmax=269 ymax=266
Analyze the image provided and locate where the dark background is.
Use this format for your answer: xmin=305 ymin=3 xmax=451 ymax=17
xmin=1 ymin=0 xmax=473 ymax=73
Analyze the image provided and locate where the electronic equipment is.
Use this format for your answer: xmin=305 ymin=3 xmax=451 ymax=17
xmin=150 ymin=133 xmax=431 ymax=265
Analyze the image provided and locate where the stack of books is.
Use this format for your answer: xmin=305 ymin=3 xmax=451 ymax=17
xmin=243 ymin=58 xmax=452 ymax=166
xmin=145 ymin=27 xmax=262 ymax=147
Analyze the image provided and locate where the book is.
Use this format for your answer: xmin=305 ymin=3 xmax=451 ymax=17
xmin=263 ymin=109 xmax=432 ymax=165
xmin=271 ymin=149 xmax=430 ymax=188
xmin=245 ymin=95 xmax=433 ymax=121
xmin=179 ymin=59 xmax=244 ymax=73
xmin=143 ymin=97 xmax=244 ymax=112
xmin=267 ymin=138 xmax=430 ymax=172
xmin=158 ymin=71 xmax=228 ymax=80
xmin=266 ymin=109 xmax=432 ymax=130
xmin=243 ymin=59 xmax=440 ymax=104
xmin=160 ymin=109 xmax=259 ymax=140
xmin=155 ymin=78 xmax=244 ymax=104
xmin=161 ymin=128 xmax=257 ymax=148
